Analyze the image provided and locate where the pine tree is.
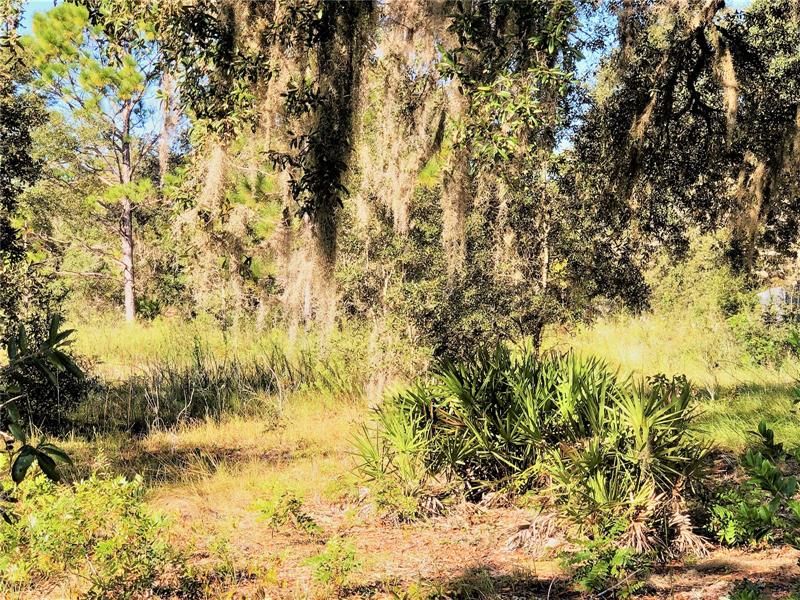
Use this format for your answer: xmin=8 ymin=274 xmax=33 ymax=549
xmin=24 ymin=1 xmax=161 ymax=321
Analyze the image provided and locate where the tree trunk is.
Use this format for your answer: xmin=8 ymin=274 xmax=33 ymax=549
xmin=121 ymin=100 xmax=136 ymax=321
xmin=121 ymin=197 xmax=135 ymax=322
xmin=158 ymin=70 xmax=175 ymax=189
xmin=539 ymin=162 xmax=551 ymax=295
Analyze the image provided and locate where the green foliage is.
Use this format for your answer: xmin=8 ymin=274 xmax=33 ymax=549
xmin=72 ymin=327 xmax=372 ymax=432
xmin=0 ymin=474 xmax=182 ymax=598
xmin=560 ymin=535 xmax=649 ymax=598
xmin=352 ymin=415 xmax=432 ymax=521
xmin=357 ymin=346 xmax=707 ymax=552
xmin=0 ymin=316 xmax=79 ymax=521
xmin=255 ymin=491 xmax=322 ymax=538
xmin=306 ymin=535 xmax=360 ymax=591
xmin=156 ymin=0 xmax=270 ymax=138
xmin=24 ymin=2 xmax=154 ymax=106
xmin=727 ymin=310 xmax=791 ymax=366
xmin=728 ymin=579 xmax=766 ymax=600
xmin=577 ymin=0 xmax=800 ymax=272
xmin=2 ymin=315 xmax=92 ymax=432
xmin=442 ymin=0 xmax=579 ymax=164
xmin=709 ymin=422 xmax=800 ymax=547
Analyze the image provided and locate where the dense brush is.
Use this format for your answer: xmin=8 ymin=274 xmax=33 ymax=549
xmin=356 ymin=345 xmax=709 ymax=553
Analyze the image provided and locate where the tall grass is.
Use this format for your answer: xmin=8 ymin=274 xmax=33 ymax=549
xmin=547 ymin=235 xmax=800 ymax=450
xmin=69 ymin=317 xmax=373 ymax=432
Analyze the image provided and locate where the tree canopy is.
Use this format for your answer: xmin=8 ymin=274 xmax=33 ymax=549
xmin=4 ymin=0 xmax=800 ymax=356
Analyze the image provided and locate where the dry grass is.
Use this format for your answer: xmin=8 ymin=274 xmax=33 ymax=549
xmin=50 ymin=286 xmax=800 ymax=597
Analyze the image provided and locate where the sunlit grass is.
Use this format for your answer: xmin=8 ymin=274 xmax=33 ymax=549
xmin=49 ymin=289 xmax=800 ymax=597
xmin=71 ymin=314 xmax=290 ymax=380
xmin=547 ymin=307 xmax=800 ymax=452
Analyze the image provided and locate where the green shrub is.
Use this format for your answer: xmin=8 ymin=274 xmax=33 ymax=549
xmin=0 ymin=474 xmax=183 ymax=598
xmin=360 ymin=347 xmax=704 ymax=518
xmin=306 ymin=536 xmax=360 ymax=591
xmin=352 ymin=398 xmax=437 ymax=520
xmin=255 ymin=491 xmax=322 ymax=537
xmin=0 ymin=315 xmax=95 ymax=434
xmin=728 ymin=579 xmax=765 ymax=600
xmin=548 ymin=374 xmax=708 ymax=549
xmin=727 ymin=310 xmax=790 ymax=366
xmin=709 ymin=423 xmax=800 ymax=548
xmin=0 ymin=317 xmax=79 ymax=523
xmin=358 ymin=348 xmax=621 ymax=498
xmin=356 ymin=345 xmax=709 ymax=574
xmin=560 ymin=534 xmax=649 ymax=598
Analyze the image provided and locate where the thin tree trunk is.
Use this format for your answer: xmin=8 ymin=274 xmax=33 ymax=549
xmin=539 ymin=161 xmax=551 ymax=295
xmin=121 ymin=197 xmax=135 ymax=322
xmin=120 ymin=100 xmax=136 ymax=321
xmin=158 ymin=70 xmax=175 ymax=188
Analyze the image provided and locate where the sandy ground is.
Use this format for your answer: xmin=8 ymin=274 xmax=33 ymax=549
xmin=156 ymin=487 xmax=800 ymax=599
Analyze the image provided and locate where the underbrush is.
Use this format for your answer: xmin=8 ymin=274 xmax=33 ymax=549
xmin=0 ymin=475 xmax=188 ymax=599
xmin=354 ymin=339 xmax=800 ymax=595
xmin=708 ymin=421 xmax=800 ymax=549
xmin=356 ymin=345 xmax=709 ymax=578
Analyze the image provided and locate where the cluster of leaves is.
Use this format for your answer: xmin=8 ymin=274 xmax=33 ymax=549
xmin=255 ymin=491 xmax=322 ymax=538
xmin=305 ymin=535 xmax=360 ymax=592
xmin=2 ymin=314 xmax=91 ymax=432
xmin=356 ymin=346 xmax=707 ymax=552
xmin=577 ymin=0 xmax=800 ymax=272
xmin=709 ymin=421 xmax=800 ymax=547
xmin=0 ymin=317 xmax=81 ymax=522
xmin=441 ymin=0 xmax=580 ymax=165
xmin=267 ymin=0 xmax=375 ymax=253
xmin=728 ymin=579 xmax=767 ymax=600
xmin=157 ymin=0 xmax=271 ymax=139
xmin=0 ymin=474 xmax=185 ymax=598
xmin=560 ymin=533 xmax=649 ymax=598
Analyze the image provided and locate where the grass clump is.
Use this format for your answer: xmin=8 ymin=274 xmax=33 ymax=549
xmin=74 ymin=330 xmax=369 ymax=433
xmin=255 ymin=490 xmax=322 ymax=538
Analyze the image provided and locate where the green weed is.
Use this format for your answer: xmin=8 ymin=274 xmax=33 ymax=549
xmin=255 ymin=491 xmax=322 ymax=537
xmin=306 ymin=535 xmax=361 ymax=592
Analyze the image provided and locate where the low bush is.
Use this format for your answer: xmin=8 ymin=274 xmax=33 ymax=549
xmin=0 ymin=474 xmax=184 ymax=598
xmin=255 ymin=491 xmax=322 ymax=537
xmin=356 ymin=346 xmax=709 ymax=555
xmin=306 ymin=536 xmax=360 ymax=592
xmin=0 ymin=316 xmax=80 ymax=524
xmin=728 ymin=579 xmax=766 ymax=600
xmin=727 ymin=310 xmax=795 ymax=366
xmin=709 ymin=422 xmax=800 ymax=548
xmin=560 ymin=533 xmax=649 ymax=598
xmin=0 ymin=315 xmax=92 ymax=434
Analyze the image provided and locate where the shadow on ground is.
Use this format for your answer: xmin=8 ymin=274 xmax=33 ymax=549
xmin=646 ymin=551 xmax=800 ymax=599
xmin=344 ymin=567 xmax=579 ymax=599
xmin=64 ymin=441 xmax=305 ymax=484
